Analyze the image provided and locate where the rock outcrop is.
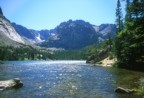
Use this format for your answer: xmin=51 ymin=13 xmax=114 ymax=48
xmin=86 ymin=47 xmax=109 ymax=64
xmin=0 ymin=78 xmax=23 ymax=91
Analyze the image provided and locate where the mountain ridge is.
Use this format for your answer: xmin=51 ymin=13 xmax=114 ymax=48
xmin=39 ymin=20 xmax=116 ymax=49
xmin=0 ymin=8 xmax=116 ymax=49
xmin=12 ymin=23 xmax=56 ymax=44
xmin=0 ymin=9 xmax=25 ymax=47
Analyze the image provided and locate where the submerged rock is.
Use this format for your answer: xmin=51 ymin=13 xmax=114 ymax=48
xmin=0 ymin=78 xmax=23 ymax=91
xmin=0 ymin=60 xmax=4 ymax=64
xmin=115 ymin=87 xmax=135 ymax=94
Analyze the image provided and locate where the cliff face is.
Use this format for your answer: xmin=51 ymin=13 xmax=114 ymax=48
xmin=0 ymin=18 xmax=25 ymax=47
xmin=0 ymin=18 xmax=25 ymax=43
xmin=0 ymin=8 xmax=25 ymax=46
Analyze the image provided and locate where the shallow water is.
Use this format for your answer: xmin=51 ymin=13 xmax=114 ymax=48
xmin=0 ymin=60 xmax=144 ymax=98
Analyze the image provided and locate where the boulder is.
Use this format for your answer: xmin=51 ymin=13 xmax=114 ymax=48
xmin=0 ymin=60 xmax=4 ymax=64
xmin=115 ymin=87 xmax=135 ymax=94
xmin=0 ymin=78 xmax=23 ymax=91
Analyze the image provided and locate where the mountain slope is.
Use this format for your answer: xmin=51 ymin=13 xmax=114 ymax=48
xmin=0 ymin=11 xmax=25 ymax=46
xmin=40 ymin=20 xmax=98 ymax=49
xmin=12 ymin=23 xmax=54 ymax=43
xmin=93 ymin=24 xmax=116 ymax=41
xmin=40 ymin=20 xmax=116 ymax=49
xmin=0 ymin=7 xmax=116 ymax=49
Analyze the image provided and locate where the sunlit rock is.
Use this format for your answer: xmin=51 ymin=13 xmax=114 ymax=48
xmin=0 ymin=78 xmax=23 ymax=91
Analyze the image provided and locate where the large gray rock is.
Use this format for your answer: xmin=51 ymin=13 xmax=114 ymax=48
xmin=115 ymin=87 xmax=135 ymax=94
xmin=0 ymin=78 xmax=23 ymax=91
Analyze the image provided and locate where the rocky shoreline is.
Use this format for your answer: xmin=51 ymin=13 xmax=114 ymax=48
xmin=95 ymin=57 xmax=116 ymax=67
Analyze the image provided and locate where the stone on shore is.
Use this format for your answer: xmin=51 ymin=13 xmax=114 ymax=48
xmin=0 ymin=78 xmax=23 ymax=91
xmin=115 ymin=87 xmax=135 ymax=94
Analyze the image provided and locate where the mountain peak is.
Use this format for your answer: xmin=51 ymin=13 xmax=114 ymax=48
xmin=0 ymin=7 xmax=3 ymax=16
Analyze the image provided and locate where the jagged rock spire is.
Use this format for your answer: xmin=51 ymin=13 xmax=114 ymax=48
xmin=0 ymin=7 xmax=3 ymax=16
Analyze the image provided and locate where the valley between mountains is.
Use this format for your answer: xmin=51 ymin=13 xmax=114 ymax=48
xmin=0 ymin=7 xmax=116 ymax=60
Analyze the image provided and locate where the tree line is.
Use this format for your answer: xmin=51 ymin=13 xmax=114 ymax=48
xmin=52 ymin=49 xmax=87 ymax=60
xmin=0 ymin=45 xmax=52 ymax=60
xmin=115 ymin=0 xmax=144 ymax=70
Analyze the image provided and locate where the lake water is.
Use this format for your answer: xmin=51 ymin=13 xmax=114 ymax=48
xmin=0 ymin=60 xmax=144 ymax=98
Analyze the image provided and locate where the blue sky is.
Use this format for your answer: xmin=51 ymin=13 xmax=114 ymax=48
xmin=0 ymin=0 xmax=125 ymax=30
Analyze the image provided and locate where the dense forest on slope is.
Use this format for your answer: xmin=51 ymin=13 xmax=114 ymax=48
xmin=86 ymin=0 xmax=144 ymax=71
xmin=51 ymin=41 xmax=113 ymax=60
xmin=115 ymin=0 xmax=144 ymax=70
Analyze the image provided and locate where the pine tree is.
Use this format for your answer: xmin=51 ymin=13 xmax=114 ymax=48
xmin=125 ymin=0 xmax=131 ymax=22
xmin=115 ymin=0 xmax=123 ymax=32
xmin=115 ymin=0 xmax=124 ymax=64
xmin=129 ymin=0 xmax=144 ymax=68
xmin=115 ymin=0 xmax=144 ymax=70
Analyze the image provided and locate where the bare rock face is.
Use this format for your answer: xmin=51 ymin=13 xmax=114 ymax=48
xmin=0 ymin=17 xmax=25 ymax=44
xmin=0 ymin=7 xmax=25 ymax=46
xmin=0 ymin=78 xmax=23 ymax=91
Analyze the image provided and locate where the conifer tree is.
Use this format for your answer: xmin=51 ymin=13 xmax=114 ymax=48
xmin=115 ymin=0 xmax=124 ymax=64
xmin=115 ymin=0 xmax=123 ymax=32
xmin=115 ymin=0 xmax=144 ymax=70
xmin=125 ymin=0 xmax=131 ymax=22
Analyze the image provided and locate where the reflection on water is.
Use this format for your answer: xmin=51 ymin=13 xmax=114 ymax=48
xmin=0 ymin=60 xmax=144 ymax=97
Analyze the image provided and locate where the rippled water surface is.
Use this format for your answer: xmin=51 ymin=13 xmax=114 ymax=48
xmin=0 ymin=60 xmax=144 ymax=98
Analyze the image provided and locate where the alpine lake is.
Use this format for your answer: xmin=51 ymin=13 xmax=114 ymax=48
xmin=0 ymin=60 xmax=144 ymax=98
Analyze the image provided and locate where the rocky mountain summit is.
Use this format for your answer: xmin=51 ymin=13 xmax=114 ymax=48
xmin=40 ymin=20 xmax=116 ymax=49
